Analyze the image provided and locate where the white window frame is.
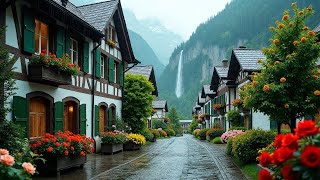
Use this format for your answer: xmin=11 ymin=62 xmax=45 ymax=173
xmin=35 ymin=19 xmax=49 ymax=54
xmin=70 ymin=38 xmax=78 ymax=64
xmin=101 ymin=56 xmax=105 ymax=78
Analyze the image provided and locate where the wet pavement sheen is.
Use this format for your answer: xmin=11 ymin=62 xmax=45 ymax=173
xmin=35 ymin=135 xmax=247 ymax=180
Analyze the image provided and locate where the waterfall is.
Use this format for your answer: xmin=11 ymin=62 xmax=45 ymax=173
xmin=175 ymin=50 xmax=183 ymax=98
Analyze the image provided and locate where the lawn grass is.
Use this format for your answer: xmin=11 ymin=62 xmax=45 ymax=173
xmin=232 ymin=158 xmax=258 ymax=180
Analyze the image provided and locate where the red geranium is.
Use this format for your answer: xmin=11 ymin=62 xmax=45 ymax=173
xmin=47 ymin=147 xmax=53 ymax=153
xmin=301 ymin=145 xmax=320 ymax=168
xmin=281 ymin=164 xmax=298 ymax=180
xmin=295 ymin=120 xmax=319 ymax=139
xmin=281 ymin=134 xmax=298 ymax=150
xmin=259 ymin=169 xmax=272 ymax=180
xmin=64 ymin=150 xmax=69 ymax=156
xmin=274 ymin=134 xmax=284 ymax=148
xmin=259 ymin=152 xmax=272 ymax=167
xmin=272 ymin=147 xmax=294 ymax=165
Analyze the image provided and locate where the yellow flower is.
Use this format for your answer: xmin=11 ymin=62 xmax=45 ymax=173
xmin=301 ymin=37 xmax=307 ymax=43
xmin=257 ymin=58 xmax=262 ymax=63
xmin=282 ymin=15 xmax=289 ymax=20
xmin=314 ymin=90 xmax=320 ymax=96
xmin=308 ymin=31 xmax=316 ymax=36
xmin=293 ymin=41 xmax=298 ymax=46
xmin=291 ymin=2 xmax=296 ymax=6
xmin=273 ymin=39 xmax=279 ymax=45
xmin=298 ymin=11 xmax=304 ymax=15
xmin=278 ymin=24 xmax=284 ymax=29
xmin=303 ymin=26 xmax=309 ymax=31
xmin=280 ymin=77 xmax=286 ymax=83
xmin=274 ymin=61 xmax=280 ymax=65
xmin=263 ymin=85 xmax=270 ymax=92
xmin=284 ymin=104 xmax=289 ymax=109
xmin=313 ymin=75 xmax=318 ymax=79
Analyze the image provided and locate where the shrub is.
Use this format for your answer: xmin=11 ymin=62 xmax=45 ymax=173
xmin=160 ymin=130 xmax=167 ymax=137
xmin=193 ymin=129 xmax=200 ymax=137
xmin=226 ymin=137 xmax=234 ymax=155
xmin=152 ymin=129 xmax=160 ymax=138
xmin=141 ymin=129 xmax=154 ymax=141
xmin=198 ymin=129 xmax=209 ymax=140
xmin=164 ymin=129 xmax=175 ymax=137
xmin=126 ymin=133 xmax=146 ymax=145
xmin=206 ymin=128 xmax=225 ymax=141
xmin=152 ymin=120 xmax=167 ymax=129
xmin=227 ymin=110 xmax=242 ymax=127
xmin=229 ymin=126 xmax=247 ymax=131
xmin=0 ymin=120 xmax=25 ymax=155
xmin=189 ymin=120 xmax=198 ymax=133
xmin=211 ymin=137 xmax=223 ymax=144
xmin=221 ymin=130 xmax=245 ymax=143
xmin=232 ymin=129 xmax=276 ymax=164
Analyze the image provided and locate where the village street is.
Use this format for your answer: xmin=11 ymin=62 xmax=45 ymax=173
xmin=35 ymin=135 xmax=247 ymax=180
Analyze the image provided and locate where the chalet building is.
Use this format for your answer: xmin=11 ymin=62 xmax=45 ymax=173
xmin=209 ymin=60 xmax=229 ymax=131
xmin=126 ymin=65 xmax=159 ymax=128
xmin=180 ymin=120 xmax=192 ymax=133
xmin=200 ymin=85 xmax=215 ymax=128
xmin=151 ymin=100 xmax=168 ymax=126
xmin=227 ymin=47 xmax=271 ymax=130
xmin=1 ymin=0 xmax=138 ymax=150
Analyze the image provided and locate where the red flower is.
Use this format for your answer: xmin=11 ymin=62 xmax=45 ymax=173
xmin=91 ymin=147 xmax=95 ymax=152
xmin=272 ymin=147 xmax=294 ymax=165
xmin=47 ymin=147 xmax=53 ymax=153
xmin=40 ymin=53 xmax=45 ymax=57
xmin=33 ymin=150 xmax=38 ymax=154
xmin=31 ymin=144 xmax=37 ymax=149
xmin=42 ymin=138 xmax=49 ymax=143
xmin=80 ymin=151 xmax=86 ymax=157
xmin=41 ymin=49 xmax=47 ymax=53
xmin=65 ymin=53 xmax=69 ymax=57
xmin=55 ymin=142 xmax=60 ymax=147
xmin=274 ymin=134 xmax=284 ymax=148
xmin=37 ymin=141 xmax=42 ymax=146
xmin=295 ymin=120 xmax=319 ymax=139
xmin=87 ymin=150 xmax=90 ymax=153
xmin=44 ymin=60 xmax=49 ymax=63
xmin=258 ymin=169 xmax=272 ymax=180
xmin=259 ymin=152 xmax=272 ymax=167
xmin=282 ymin=134 xmax=298 ymax=150
xmin=64 ymin=150 xmax=69 ymax=156
xmin=281 ymin=164 xmax=298 ymax=180
xmin=301 ymin=145 xmax=320 ymax=168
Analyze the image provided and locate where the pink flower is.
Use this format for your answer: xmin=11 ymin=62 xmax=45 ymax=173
xmin=0 ymin=149 xmax=9 ymax=155
xmin=22 ymin=162 xmax=36 ymax=175
xmin=0 ymin=154 xmax=15 ymax=166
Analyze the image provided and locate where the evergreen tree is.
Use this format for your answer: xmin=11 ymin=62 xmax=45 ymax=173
xmin=241 ymin=3 xmax=320 ymax=133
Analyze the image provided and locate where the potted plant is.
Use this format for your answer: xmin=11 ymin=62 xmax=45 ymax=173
xmin=30 ymin=131 xmax=94 ymax=176
xmin=107 ymin=39 xmax=116 ymax=48
xmin=28 ymin=50 xmax=80 ymax=86
xmin=100 ymin=131 xmax=126 ymax=155
xmin=123 ymin=133 xmax=146 ymax=151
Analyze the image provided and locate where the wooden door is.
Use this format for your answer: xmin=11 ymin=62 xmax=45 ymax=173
xmin=29 ymin=98 xmax=46 ymax=139
xmin=99 ymin=107 xmax=105 ymax=133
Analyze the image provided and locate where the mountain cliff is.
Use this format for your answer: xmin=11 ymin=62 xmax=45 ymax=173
xmin=158 ymin=0 xmax=320 ymax=117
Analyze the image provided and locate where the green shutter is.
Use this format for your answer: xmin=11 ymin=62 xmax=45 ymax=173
xmin=54 ymin=102 xmax=64 ymax=133
xmin=108 ymin=108 xmax=112 ymax=130
xmin=56 ymin=26 xmax=65 ymax=58
xmin=83 ymin=42 xmax=89 ymax=73
xmin=13 ymin=96 xmax=28 ymax=137
xmin=95 ymin=105 xmax=100 ymax=136
xmin=119 ymin=62 xmax=124 ymax=87
xmin=109 ymin=57 xmax=115 ymax=83
xmin=65 ymin=32 xmax=70 ymax=56
xmin=95 ymin=49 xmax=101 ymax=78
xmin=80 ymin=104 xmax=86 ymax=135
xmin=23 ymin=8 xmax=35 ymax=54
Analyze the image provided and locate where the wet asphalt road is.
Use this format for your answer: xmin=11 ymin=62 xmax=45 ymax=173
xmin=35 ymin=134 xmax=247 ymax=180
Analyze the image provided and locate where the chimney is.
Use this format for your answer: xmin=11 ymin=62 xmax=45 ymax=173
xmin=62 ymin=0 xmax=68 ymax=7
xmin=222 ymin=59 xmax=228 ymax=68
xmin=239 ymin=46 xmax=246 ymax=49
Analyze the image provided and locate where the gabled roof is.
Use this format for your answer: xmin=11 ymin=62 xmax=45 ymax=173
xmin=126 ymin=65 xmax=158 ymax=96
xmin=227 ymin=47 xmax=266 ymax=85
xmin=314 ymin=23 xmax=320 ymax=33
xmin=152 ymin=100 xmax=168 ymax=112
xmin=198 ymin=92 xmax=205 ymax=106
xmin=210 ymin=65 xmax=229 ymax=91
xmin=52 ymin=0 xmax=85 ymax=19
xmin=78 ymin=0 xmax=138 ymax=64
xmin=201 ymin=85 xmax=215 ymax=98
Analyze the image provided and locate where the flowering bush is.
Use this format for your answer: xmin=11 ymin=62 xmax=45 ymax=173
xmin=198 ymin=129 xmax=209 ymax=140
xmin=193 ymin=129 xmax=201 ymax=137
xmin=164 ymin=128 xmax=175 ymax=137
xmin=258 ymin=120 xmax=320 ymax=180
xmin=159 ymin=130 xmax=168 ymax=137
xmin=221 ymin=130 xmax=245 ymax=143
xmin=0 ymin=149 xmax=36 ymax=179
xmin=232 ymin=98 xmax=243 ymax=107
xmin=206 ymin=128 xmax=225 ymax=141
xmin=30 ymin=131 xmax=94 ymax=158
xmin=100 ymin=131 xmax=127 ymax=144
xmin=29 ymin=50 xmax=80 ymax=75
xmin=213 ymin=104 xmax=222 ymax=110
xmin=152 ymin=129 xmax=160 ymax=138
xmin=141 ymin=129 xmax=155 ymax=141
xmin=126 ymin=133 xmax=146 ymax=145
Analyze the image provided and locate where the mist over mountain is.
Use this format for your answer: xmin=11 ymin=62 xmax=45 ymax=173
xmin=158 ymin=0 xmax=320 ymax=117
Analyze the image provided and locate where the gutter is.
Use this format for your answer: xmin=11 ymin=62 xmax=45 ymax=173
xmin=124 ymin=59 xmax=140 ymax=72
xmin=91 ymin=41 xmax=101 ymax=138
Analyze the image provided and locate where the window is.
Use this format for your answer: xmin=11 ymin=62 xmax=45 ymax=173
xmin=107 ymin=26 xmax=116 ymax=42
xmin=101 ymin=56 xmax=105 ymax=78
xmin=70 ymin=38 xmax=78 ymax=64
xmin=114 ymin=62 xmax=118 ymax=83
xmin=35 ymin=19 xmax=49 ymax=54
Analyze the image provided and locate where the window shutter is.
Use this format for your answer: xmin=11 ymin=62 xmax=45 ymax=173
xmin=54 ymin=101 xmax=64 ymax=133
xmin=270 ymin=120 xmax=277 ymax=130
xmin=13 ymin=96 xmax=28 ymax=137
xmin=95 ymin=105 xmax=100 ymax=136
xmin=65 ymin=32 xmax=70 ymax=56
xmin=80 ymin=104 xmax=86 ymax=135
xmin=109 ymin=57 xmax=115 ymax=83
xmin=119 ymin=62 xmax=124 ymax=87
xmin=56 ymin=26 xmax=65 ymax=58
xmin=95 ymin=49 xmax=101 ymax=78
xmin=108 ymin=108 xmax=113 ymax=131
xmin=23 ymin=8 xmax=35 ymax=54
xmin=83 ymin=42 xmax=89 ymax=73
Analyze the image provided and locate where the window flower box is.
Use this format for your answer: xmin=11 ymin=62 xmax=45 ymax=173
xmin=107 ymin=39 xmax=116 ymax=48
xmin=101 ymin=143 xmax=123 ymax=155
xmin=123 ymin=141 xmax=141 ymax=151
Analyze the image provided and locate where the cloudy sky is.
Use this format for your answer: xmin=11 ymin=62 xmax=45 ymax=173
xmin=72 ymin=0 xmax=231 ymax=40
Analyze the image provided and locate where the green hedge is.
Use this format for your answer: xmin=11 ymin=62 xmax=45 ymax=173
xmin=141 ymin=129 xmax=154 ymax=141
xmin=226 ymin=137 xmax=233 ymax=155
xmin=206 ymin=128 xmax=225 ymax=141
xmin=232 ymin=129 xmax=276 ymax=164
xmin=211 ymin=137 xmax=223 ymax=144
xmin=198 ymin=129 xmax=209 ymax=140
xmin=164 ymin=129 xmax=176 ymax=136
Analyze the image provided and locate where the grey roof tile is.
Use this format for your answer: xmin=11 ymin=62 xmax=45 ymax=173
xmin=203 ymin=85 xmax=215 ymax=95
xmin=152 ymin=100 xmax=168 ymax=111
xmin=314 ymin=23 xmax=320 ymax=33
xmin=78 ymin=0 xmax=118 ymax=31
xmin=233 ymin=48 xmax=266 ymax=71
xmin=215 ymin=66 xmax=229 ymax=78
xmin=198 ymin=92 xmax=205 ymax=104
xmin=126 ymin=65 xmax=153 ymax=79
xmin=52 ymin=0 xmax=85 ymax=19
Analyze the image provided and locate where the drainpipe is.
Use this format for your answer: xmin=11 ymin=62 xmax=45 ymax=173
xmin=91 ymin=41 xmax=101 ymax=138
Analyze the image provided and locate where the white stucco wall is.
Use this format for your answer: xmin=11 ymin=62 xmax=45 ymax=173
xmin=252 ymin=111 xmax=270 ymax=130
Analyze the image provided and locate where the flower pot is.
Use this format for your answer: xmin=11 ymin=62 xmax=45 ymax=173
xmin=101 ymin=143 xmax=123 ymax=155
xmin=36 ymin=155 xmax=86 ymax=176
xmin=28 ymin=64 xmax=72 ymax=86
xmin=123 ymin=141 xmax=141 ymax=151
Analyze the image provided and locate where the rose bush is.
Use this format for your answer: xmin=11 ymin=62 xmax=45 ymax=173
xmin=258 ymin=120 xmax=320 ymax=180
xmin=221 ymin=130 xmax=245 ymax=143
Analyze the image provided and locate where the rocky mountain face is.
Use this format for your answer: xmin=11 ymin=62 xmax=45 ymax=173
xmin=158 ymin=0 xmax=320 ymax=117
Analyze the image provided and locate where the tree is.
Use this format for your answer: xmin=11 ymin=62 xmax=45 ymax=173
xmin=241 ymin=3 xmax=320 ymax=133
xmin=0 ymin=27 xmax=16 ymax=121
xmin=167 ymin=107 xmax=183 ymax=135
xmin=123 ymin=74 xmax=154 ymax=133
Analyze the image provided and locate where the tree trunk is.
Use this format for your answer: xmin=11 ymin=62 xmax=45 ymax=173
xmin=289 ymin=114 xmax=296 ymax=133
xmin=277 ymin=122 xmax=281 ymax=134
